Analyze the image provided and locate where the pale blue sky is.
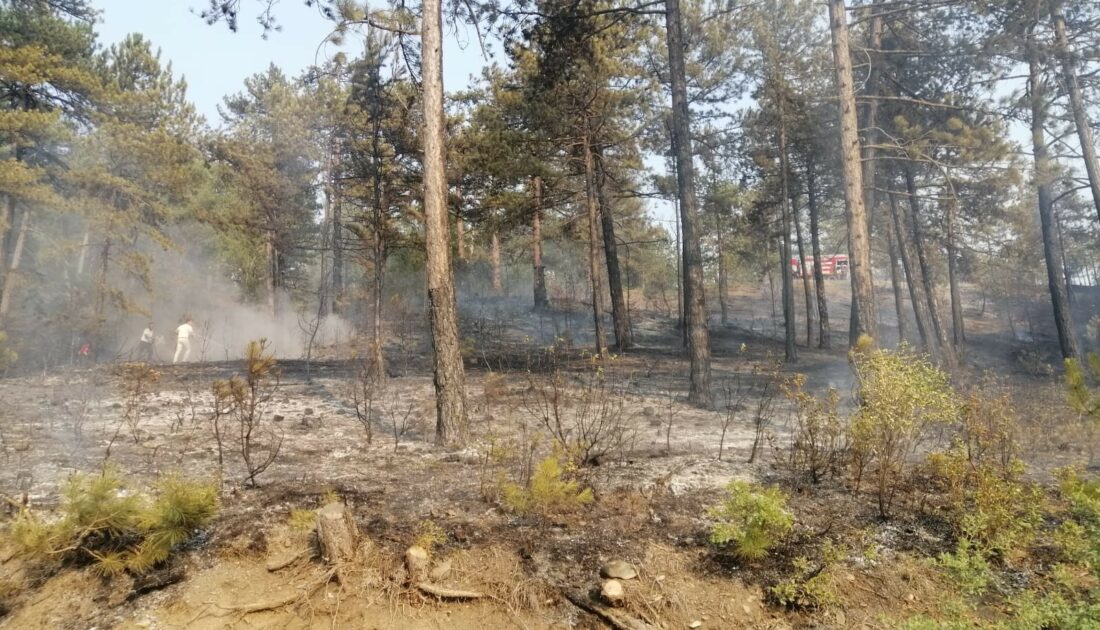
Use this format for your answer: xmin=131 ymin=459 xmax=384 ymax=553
xmin=94 ymin=0 xmax=490 ymax=125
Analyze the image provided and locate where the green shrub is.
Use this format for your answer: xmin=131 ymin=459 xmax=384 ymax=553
xmin=850 ymin=345 xmax=958 ymax=518
xmin=1065 ymin=354 xmax=1100 ymax=421
xmin=782 ymin=375 xmax=847 ymax=484
xmin=769 ymin=541 xmax=843 ymax=609
xmin=708 ymin=480 xmax=794 ymax=561
xmin=500 ymin=455 xmax=594 ymax=517
xmin=937 ymin=538 xmax=993 ymax=597
xmin=8 ymin=467 xmax=218 ymax=575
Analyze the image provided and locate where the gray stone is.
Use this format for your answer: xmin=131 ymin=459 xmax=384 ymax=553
xmin=600 ymin=560 xmax=638 ymax=580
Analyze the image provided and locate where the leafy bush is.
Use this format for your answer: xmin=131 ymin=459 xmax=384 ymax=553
xmin=1065 ymin=354 xmax=1100 ymax=421
xmin=708 ymin=481 xmax=794 ymax=561
xmin=9 ymin=468 xmax=217 ymax=575
xmin=849 ymin=344 xmax=957 ymax=518
xmin=937 ymin=538 xmax=992 ymax=597
xmin=782 ymin=374 xmax=847 ymax=484
xmin=500 ymin=454 xmax=594 ymax=518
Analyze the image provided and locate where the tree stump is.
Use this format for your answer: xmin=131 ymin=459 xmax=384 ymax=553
xmin=404 ymin=546 xmax=430 ymax=585
xmin=316 ymin=502 xmax=359 ymax=564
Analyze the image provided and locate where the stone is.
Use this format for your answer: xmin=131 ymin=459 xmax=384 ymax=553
xmin=600 ymin=579 xmax=625 ymax=606
xmin=304 ymin=407 xmax=314 ymax=415
xmin=273 ymin=414 xmax=285 ymax=422
xmin=689 ymin=622 xmax=703 ymax=629
xmin=600 ymin=560 xmax=638 ymax=580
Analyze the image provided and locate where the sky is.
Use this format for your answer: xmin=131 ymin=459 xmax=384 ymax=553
xmin=94 ymin=0 xmax=491 ymax=125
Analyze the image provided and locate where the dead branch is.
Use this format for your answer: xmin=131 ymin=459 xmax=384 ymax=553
xmin=562 ymin=588 xmax=657 ymax=630
xmin=415 ymin=582 xmax=485 ymax=600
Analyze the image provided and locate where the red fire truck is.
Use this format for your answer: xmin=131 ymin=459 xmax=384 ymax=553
xmin=790 ymin=255 xmax=849 ymax=279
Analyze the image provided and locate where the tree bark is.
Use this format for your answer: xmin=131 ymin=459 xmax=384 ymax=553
xmin=1051 ymin=0 xmax=1100 ymax=225
xmin=807 ymin=159 xmax=830 ymax=348
xmin=828 ymin=0 xmax=877 ymax=346
xmin=490 ymin=229 xmax=502 ymax=294
xmin=852 ymin=0 xmax=884 ymax=346
xmin=596 ymin=150 xmax=632 ymax=350
xmin=674 ymin=204 xmax=684 ymax=339
xmin=889 ymin=192 xmax=936 ymax=356
xmin=532 ymin=176 xmax=549 ymax=311
xmin=792 ymin=199 xmax=815 ymax=348
xmin=371 ymin=224 xmax=386 ymax=376
xmin=422 ymin=0 xmax=469 ymax=444
xmin=944 ymin=194 xmax=965 ymax=347
xmin=265 ymin=229 xmax=277 ymax=318
xmin=0 ymin=208 xmax=29 ymax=319
xmin=665 ymin=0 xmax=712 ymax=404
xmin=331 ymin=173 xmax=344 ymax=316
xmin=316 ymin=502 xmax=359 ymax=565
xmin=1028 ymin=29 xmax=1079 ymax=360
xmin=582 ymin=129 xmax=608 ymax=356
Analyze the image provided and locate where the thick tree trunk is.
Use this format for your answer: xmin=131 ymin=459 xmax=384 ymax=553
xmin=674 ymin=206 xmax=684 ymax=339
xmin=889 ymin=192 xmax=936 ymax=356
xmin=807 ymin=159 xmax=830 ymax=348
xmin=944 ymin=195 xmax=965 ymax=347
xmin=532 ymin=176 xmax=549 ymax=311
xmin=715 ymin=208 xmax=729 ymax=326
xmin=582 ymin=130 xmax=608 ymax=356
xmin=793 ymin=200 xmax=815 ymax=348
xmin=0 ymin=195 xmax=12 ymax=295
xmin=421 ymin=0 xmax=469 ymax=445
xmin=828 ymin=0 xmax=877 ymax=346
xmin=853 ymin=2 xmax=884 ymax=346
xmin=1028 ymin=32 xmax=1079 ymax=360
xmin=1051 ymin=0 xmax=1100 ymax=224
xmin=0 ymin=208 xmax=29 ymax=318
xmin=904 ymin=165 xmax=950 ymax=358
xmin=490 ymin=229 xmax=502 ymax=294
xmin=596 ymin=150 xmax=632 ymax=350
xmin=886 ymin=218 xmax=907 ymax=345
xmin=778 ymin=102 xmax=797 ymax=362
xmin=665 ymin=0 xmax=712 ymax=404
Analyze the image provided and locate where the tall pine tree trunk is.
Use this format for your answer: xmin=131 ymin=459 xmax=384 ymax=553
xmin=265 ymin=229 xmax=277 ymax=318
xmin=828 ymin=0 xmax=877 ymax=346
xmin=371 ymin=226 xmax=386 ymax=377
xmin=490 ymin=229 xmax=502 ymax=294
xmin=666 ymin=0 xmax=712 ymax=404
xmin=793 ymin=200 xmax=815 ymax=348
xmin=889 ymin=191 xmax=936 ymax=356
xmin=1051 ymin=0 xmax=1100 ymax=224
xmin=596 ymin=149 xmax=632 ymax=350
xmin=422 ymin=0 xmax=469 ymax=444
xmin=852 ymin=0 xmax=884 ymax=345
xmin=944 ymin=193 xmax=965 ymax=347
xmin=582 ymin=129 xmax=608 ymax=356
xmin=331 ymin=179 xmax=344 ymax=315
xmin=808 ymin=159 xmax=830 ymax=348
xmin=715 ymin=208 xmax=729 ymax=326
xmin=532 ymin=176 xmax=549 ymax=311
xmin=0 ymin=208 xmax=29 ymax=318
xmin=904 ymin=165 xmax=950 ymax=359
xmin=778 ymin=99 xmax=797 ymax=362
xmin=886 ymin=217 xmax=907 ymax=345
xmin=1029 ymin=28 xmax=1079 ymax=360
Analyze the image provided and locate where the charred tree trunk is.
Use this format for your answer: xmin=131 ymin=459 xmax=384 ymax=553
xmin=582 ymin=129 xmax=608 ymax=356
xmin=331 ymin=181 xmax=344 ymax=316
xmin=532 ymin=176 xmax=549 ymax=311
xmin=666 ymin=0 xmax=712 ymax=404
xmin=828 ymin=0 xmax=877 ymax=346
xmin=674 ymin=206 xmax=684 ymax=340
xmin=596 ymin=150 xmax=632 ymax=350
xmin=808 ymin=159 xmax=830 ymax=348
xmin=422 ymin=0 xmax=469 ymax=444
xmin=889 ymin=192 xmax=936 ymax=356
xmin=715 ymin=207 xmax=729 ymax=326
xmin=886 ymin=217 xmax=907 ymax=345
xmin=1028 ymin=29 xmax=1079 ymax=360
xmin=371 ymin=224 xmax=386 ymax=377
xmin=793 ymin=200 xmax=815 ymax=348
xmin=490 ymin=229 xmax=502 ymax=295
xmin=1051 ymin=0 xmax=1100 ymax=224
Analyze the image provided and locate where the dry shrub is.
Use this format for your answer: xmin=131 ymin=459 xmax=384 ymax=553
xmin=782 ymin=374 xmax=847 ymax=484
xmin=522 ymin=368 xmax=634 ymax=467
xmin=211 ymin=339 xmax=283 ymax=487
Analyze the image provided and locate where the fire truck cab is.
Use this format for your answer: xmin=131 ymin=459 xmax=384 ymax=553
xmin=790 ymin=254 xmax=849 ymax=279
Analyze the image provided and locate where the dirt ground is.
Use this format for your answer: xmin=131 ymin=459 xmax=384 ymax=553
xmin=0 ymin=279 xmax=1095 ymax=629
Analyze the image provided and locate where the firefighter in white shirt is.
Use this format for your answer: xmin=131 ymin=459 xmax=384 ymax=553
xmin=173 ymin=317 xmax=195 ymax=364
xmin=138 ymin=324 xmax=155 ymax=362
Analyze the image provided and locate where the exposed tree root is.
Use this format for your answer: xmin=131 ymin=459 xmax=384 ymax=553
xmin=562 ymin=588 xmax=657 ymax=630
xmin=265 ymin=547 xmax=309 ymax=572
xmin=416 ymin=582 xmax=484 ymax=600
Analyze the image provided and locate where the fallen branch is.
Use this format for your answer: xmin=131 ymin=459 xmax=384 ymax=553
xmin=209 ymin=569 xmax=332 ymax=616
xmin=416 ymin=582 xmax=485 ymax=600
xmin=562 ymin=588 xmax=657 ymax=630
xmin=266 ymin=547 xmax=310 ymax=572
